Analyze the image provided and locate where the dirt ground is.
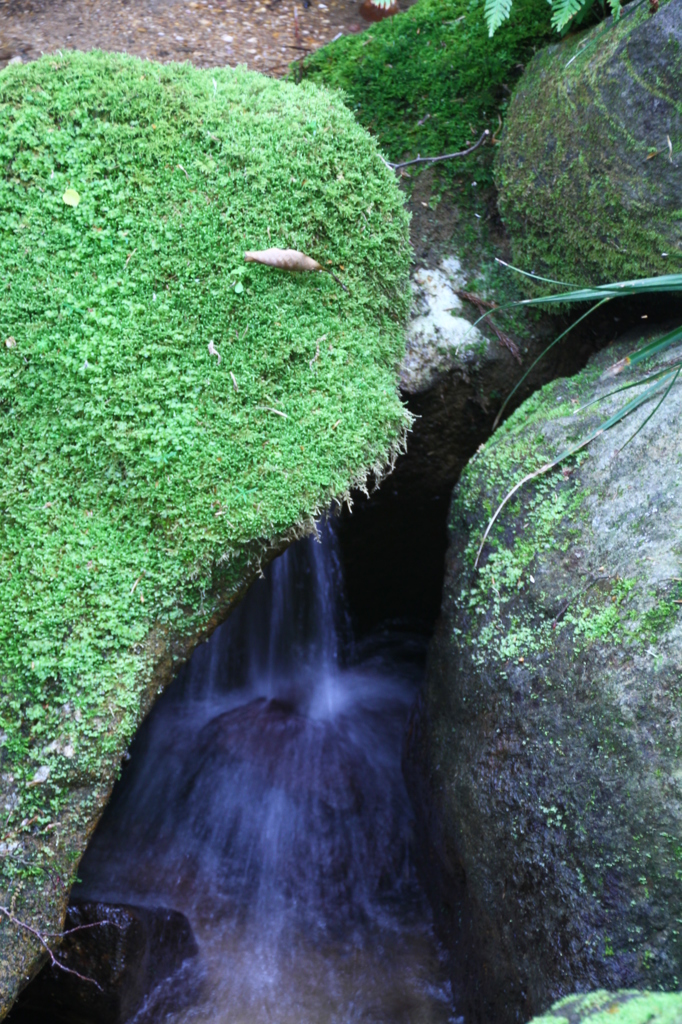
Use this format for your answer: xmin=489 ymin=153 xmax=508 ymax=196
xmin=0 ymin=0 xmax=449 ymax=267
xmin=0 ymin=0 xmax=414 ymax=75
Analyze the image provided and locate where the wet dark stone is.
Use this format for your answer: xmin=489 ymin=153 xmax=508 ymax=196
xmin=174 ymin=697 xmax=410 ymax=923
xmin=9 ymin=902 xmax=198 ymax=1024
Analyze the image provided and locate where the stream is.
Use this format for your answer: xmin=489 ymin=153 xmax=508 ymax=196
xmin=68 ymin=524 xmax=455 ymax=1023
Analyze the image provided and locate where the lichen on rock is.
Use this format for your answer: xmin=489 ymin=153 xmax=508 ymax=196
xmin=407 ymin=335 xmax=682 ymax=1022
xmin=0 ymin=50 xmax=411 ymax=1015
xmin=400 ymin=258 xmax=491 ymax=395
xmin=495 ymin=0 xmax=682 ymax=288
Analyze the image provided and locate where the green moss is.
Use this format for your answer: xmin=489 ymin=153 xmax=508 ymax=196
xmin=0 ymin=52 xmax=410 ymax=877
xmin=293 ymin=0 xmax=552 ymax=194
xmin=530 ymin=989 xmax=682 ymax=1024
xmin=641 ymin=583 xmax=682 ymax=639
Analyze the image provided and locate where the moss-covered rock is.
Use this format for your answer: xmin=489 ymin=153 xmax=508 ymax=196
xmin=0 ymin=50 xmax=410 ymax=1015
xmin=495 ymin=0 xmax=682 ymax=288
xmin=407 ymin=336 xmax=682 ymax=1022
xmin=294 ymin=0 xmax=552 ymax=194
xmin=530 ymin=989 xmax=682 ymax=1024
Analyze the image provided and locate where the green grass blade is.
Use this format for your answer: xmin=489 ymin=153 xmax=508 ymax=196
xmin=604 ymin=325 xmax=682 ymax=376
xmin=475 ymin=367 xmax=681 ymax=568
xmin=575 ymin=364 xmax=680 ymax=413
xmin=515 ymin=274 xmax=682 ymax=307
xmin=618 ymin=365 xmax=681 ymax=453
xmin=490 ymin=298 xmax=611 ymax=430
xmin=493 ymin=258 xmax=578 ymax=289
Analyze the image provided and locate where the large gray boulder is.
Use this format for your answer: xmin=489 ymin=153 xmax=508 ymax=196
xmin=407 ymin=336 xmax=682 ymax=1022
xmin=495 ymin=0 xmax=682 ymax=287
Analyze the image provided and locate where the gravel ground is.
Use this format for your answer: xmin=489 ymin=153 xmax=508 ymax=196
xmin=0 ymin=0 xmax=414 ymax=75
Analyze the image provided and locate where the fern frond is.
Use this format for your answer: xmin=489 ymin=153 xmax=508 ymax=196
xmin=485 ymin=0 xmax=513 ymax=37
xmin=606 ymin=0 xmax=621 ymax=18
xmin=551 ymin=0 xmax=586 ymax=32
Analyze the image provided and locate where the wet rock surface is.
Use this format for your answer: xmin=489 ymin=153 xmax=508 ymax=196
xmin=407 ymin=336 xmax=682 ymax=1022
xmin=171 ymin=695 xmax=410 ymax=919
xmin=8 ymin=901 xmax=199 ymax=1024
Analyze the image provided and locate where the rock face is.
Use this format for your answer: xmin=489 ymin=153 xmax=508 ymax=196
xmin=0 ymin=51 xmax=410 ymax=1016
xmin=407 ymin=337 xmax=682 ymax=1022
xmin=9 ymin=902 xmax=199 ymax=1024
xmin=400 ymin=259 xmax=493 ymax=396
xmin=529 ymin=990 xmax=682 ymax=1024
xmin=496 ymin=0 xmax=682 ymax=287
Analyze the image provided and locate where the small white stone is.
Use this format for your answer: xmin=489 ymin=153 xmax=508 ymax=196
xmin=399 ymin=258 xmax=489 ymax=394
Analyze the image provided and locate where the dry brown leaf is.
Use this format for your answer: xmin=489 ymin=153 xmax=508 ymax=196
xmin=602 ymin=355 xmax=631 ymax=378
xmin=244 ymin=248 xmax=322 ymax=273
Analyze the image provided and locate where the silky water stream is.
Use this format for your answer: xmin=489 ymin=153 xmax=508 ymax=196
xmin=72 ymin=524 xmax=454 ymax=1024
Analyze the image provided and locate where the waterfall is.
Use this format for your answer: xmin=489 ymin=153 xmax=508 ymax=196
xmin=75 ymin=523 xmax=453 ymax=1024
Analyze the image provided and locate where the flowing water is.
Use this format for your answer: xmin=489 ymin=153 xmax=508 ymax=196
xmin=75 ymin=525 xmax=454 ymax=1024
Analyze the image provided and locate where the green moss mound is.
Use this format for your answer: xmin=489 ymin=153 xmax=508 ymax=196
xmin=294 ymin=0 xmax=552 ymax=193
xmin=0 ymin=51 xmax=410 ymax=871
xmin=531 ymin=989 xmax=682 ymax=1024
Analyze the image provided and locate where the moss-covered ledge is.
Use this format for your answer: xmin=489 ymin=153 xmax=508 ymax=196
xmin=530 ymin=989 xmax=682 ymax=1024
xmin=0 ymin=50 xmax=411 ymax=1014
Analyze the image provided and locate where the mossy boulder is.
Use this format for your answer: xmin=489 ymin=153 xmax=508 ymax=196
xmin=530 ymin=990 xmax=682 ymax=1024
xmin=407 ymin=337 xmax=682 ymax=1022
xmin=495 ymin=0 xmax=682 ymax=287
xmin=0 ymin=50 xmax=410 ymax=1015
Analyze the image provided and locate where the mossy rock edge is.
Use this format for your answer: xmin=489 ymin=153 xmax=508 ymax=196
xmin=407 ymin=338 xmax=682 ymax=1022
xmin=0 ymin=50 xmax=411 ymax=1013
xmin=495 ymin=0 xmax=682 ymax=288
xmin=531 ymin=989 xmax=682 ymax=1024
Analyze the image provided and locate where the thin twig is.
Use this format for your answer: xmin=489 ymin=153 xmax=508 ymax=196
xmin=0 ymin=906 xmax=104 ymax=989
xmin=386 ymin=129 xmax=489 ymax=171
xmin=328 ymin=271 xmax=349 ymax=293
xmin=259 ymin=406 xmax=288 ymax=418
xmin=454 ymin=290 xmax=522 ymax=363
